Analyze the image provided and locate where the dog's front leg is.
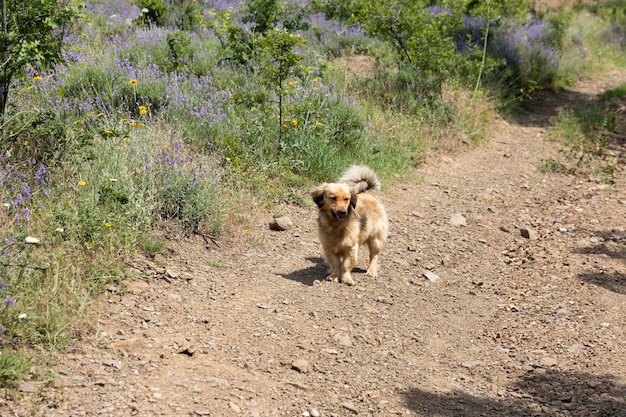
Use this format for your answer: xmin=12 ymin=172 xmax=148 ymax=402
xmin=339 ymin=246 xmax=358 ymax=285
xmin=324 ymin=248 xmax=341 ymax=282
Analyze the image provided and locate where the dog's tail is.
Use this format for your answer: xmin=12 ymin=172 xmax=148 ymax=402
xmin=338 ymin=165 xmax=381 ymax=193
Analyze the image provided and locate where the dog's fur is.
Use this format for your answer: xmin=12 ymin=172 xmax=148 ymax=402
xmin=311 ymin=165 xmax=389 ymax=285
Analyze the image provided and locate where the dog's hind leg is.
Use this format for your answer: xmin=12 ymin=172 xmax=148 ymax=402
xmin=366 ymin=239 xmax=383 ymax=278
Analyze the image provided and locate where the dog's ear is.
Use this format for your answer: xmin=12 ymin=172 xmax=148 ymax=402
xmin=350 ymin=193 xmax=357 ymax=209
xmin=311 ymin=184 xmax=327 ymax=208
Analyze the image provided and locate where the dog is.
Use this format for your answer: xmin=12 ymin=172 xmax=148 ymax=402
xmin=311 ymin=165 xmax=389 ymax=285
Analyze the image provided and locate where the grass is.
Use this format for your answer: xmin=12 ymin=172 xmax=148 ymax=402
xmin=1 ymin=0 xmax=625 ymax=391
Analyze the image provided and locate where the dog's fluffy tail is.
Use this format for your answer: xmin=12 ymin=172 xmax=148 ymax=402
xmin=338 ymin=165 xmax=381 ymax=193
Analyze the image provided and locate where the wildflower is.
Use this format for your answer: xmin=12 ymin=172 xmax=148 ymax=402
xmin=104 ymin=129 xmax=113 ymax=135
xmin=74 ymin=119 xmax=82 ymax=125
xmin=312 ymin=78 xmax=319 ymax=83
xmin=33 ymin=76 xmax=43 ymax=81
xmin=105 ymin=223 xmax=112 ymax=228
xmin=27 ymin=85 xmax=33 ymax=90
xmin=129 ymin=122 xmax=136 ymax=127
xmin=137 ymin=123 xmax=145 ymax=128
xmin=282 ymin=123 xmax=288 ymax=128
xmin=121 ymin=118 xmax=128 ymax=123
xmin=142 ymin=8 xmax=149 ymax=13
xmin=139 ymin=105 xmax=148 ymax=115
xmin=129 ymin=79 xmax=138 ymax=85
xmin=243 ymin=229 xmax=249 ymax=234
xmin=288 ymin=81 xmax=294 ymax=87
xmin=316 ymin=121 xmax=324 ymax=127
xmin=291 ymin=119 xmax=298 ymax=127
xmin=78 ymin=180 xmax=86 ymax=186
xmin=241 ymin=171 xmax=247 ymax=176
xmin=96 ymin=113 xmax=104 ymax=118
xmin=5 ymin=296 xmax=14 ymax=306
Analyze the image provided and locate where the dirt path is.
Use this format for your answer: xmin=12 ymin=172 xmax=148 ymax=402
xmin=3 ymin=74 xmax=626 ymax=417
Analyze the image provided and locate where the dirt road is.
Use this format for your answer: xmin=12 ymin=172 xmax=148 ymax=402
xmin=2 ymin=73 xmax=625 ymax=417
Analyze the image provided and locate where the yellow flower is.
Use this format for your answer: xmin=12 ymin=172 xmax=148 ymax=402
xmin=241 ymin=171 xmax=247 ymax=176
xmin=129 ymin=79 xmax=138 ymax=85
xmin=243 ymin=229 xmax=249 ymax=234
xmin=288 ymin=81 xmax=294 ymax=87
xmin=316 ymin=121 xmax=324 ymax=127
xmin=291 ymin=119 xmax=298 ymax=127
xmin=312 ymin=77 xmax=319 ymax=83
xmin=78 ymin=180 xmax=86 ymax=186
xmin=104 ymin=223 xmax=112 ymax=228
xmin=104 ymin=129 xmax=113 ymax=135
xmin=139 ymin=105 xmax=148 ymax=115
xmin=121 ymin=117 xmax=128 ymax=123
xmin=27 ymin=85 xmax=33 ymax=90
xmin=33 ymin=76 xmax=43 ymax=82
xmin=129 ymin=122 xmax=136 ymax=127
xmin=137 ymin=123 xmax=145 ymax=127
xmin=74 ymin=119 xmax=82 ymax=125
xmin=282 ymin=123 xmax=288 ymax=128
xmin=96 ymin=112 xmax=104 ymax=118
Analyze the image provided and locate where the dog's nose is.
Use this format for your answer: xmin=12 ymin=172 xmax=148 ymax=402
xmin=337 ymin=209 xmax=347 ymax=216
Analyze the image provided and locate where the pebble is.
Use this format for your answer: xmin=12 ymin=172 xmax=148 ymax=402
xmin=342 ymin=401 xmax=358 ymax=413
xmin=269 ymin=216 xmax=293 ymax=231
xmin=292 ymin=359 xmax=311 ymax=373
xmin=449 ymin=213 xmax=467 ymax=227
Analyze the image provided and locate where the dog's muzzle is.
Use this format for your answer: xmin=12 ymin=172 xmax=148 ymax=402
xmin=333 ymin=209 xmax=347 ymax=221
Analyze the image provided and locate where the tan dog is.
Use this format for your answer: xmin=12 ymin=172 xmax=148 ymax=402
xmin=311 ymin=165 xmax=389 ymax=285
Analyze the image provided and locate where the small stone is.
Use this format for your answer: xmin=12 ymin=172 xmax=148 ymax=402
xmin=269 ymin=216 xmax=293 ymax=231
xmin=124 ymin=280 xmax=150 ymax=294
xmin=461 ymin=360 xmax=484 ymax=369
xmin=541 ymin=357 xmax=558 ymax=367
xmin=423 ymin=271 xmax=440 ymax=282
xmin=568 ymin=343 xmax=584 ymax=353
xmin=18 ymin=382 xmax=37 ymax=393
xmin=229 ymin=402 xmax=241 ymax=413
xmin=342 ymin=401 xmax=358 ymax=413
xmin=195 ymin=411 xmax=210 ymax=416
xmin=449 ymin=213 xmax=467 ymax=227
xmin=333 ymin=334 xmax=353 ymax=347
xmin=310 ymin=409 xmax=320 ymax=417
xmin=165 ymin=268 xmax=179 ymax=279
xmin=441 ymin=256 xmax=454 ymax=268
xmin=292 ymin=359 xmax=311 ymax=373
xmin=102 ymin=359 xmax=122 ymax=370
xmin=520 ymin=228 xmax=538 ymax=240
xmin=108 ymin=338 xmax=144 ymax=352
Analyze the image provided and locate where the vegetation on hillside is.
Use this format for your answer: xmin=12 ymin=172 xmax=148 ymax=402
xmin=0 ymin=0 xmax=625 ymax=387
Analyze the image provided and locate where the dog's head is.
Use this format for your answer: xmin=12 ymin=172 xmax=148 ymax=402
xmin=311 ymin=183 xmax=357 ymax=221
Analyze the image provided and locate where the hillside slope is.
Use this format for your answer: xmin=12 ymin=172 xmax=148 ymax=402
xmin=2 ymin=72 xmax=625 ymax=417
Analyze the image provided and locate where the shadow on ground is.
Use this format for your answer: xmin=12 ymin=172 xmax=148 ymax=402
xmin=279 ymin=257 xmax=327 ymax=286
xmin=573 ymin=229 xmax=626 ymax=295
xmin=402 ymin=370 xmax=626 ymax=416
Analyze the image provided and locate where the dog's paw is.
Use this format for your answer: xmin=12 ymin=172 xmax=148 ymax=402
xmin=328 ymin=275 xmax=339 ymax=283
xmin=340 ymin=275 xmax=354 ymax=286
xmin=366 ymin=268 xmax=378 ymax=278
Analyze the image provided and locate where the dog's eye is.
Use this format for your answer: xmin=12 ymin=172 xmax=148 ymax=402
xmin=330 ymin=196 xmax=337 ymax=201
